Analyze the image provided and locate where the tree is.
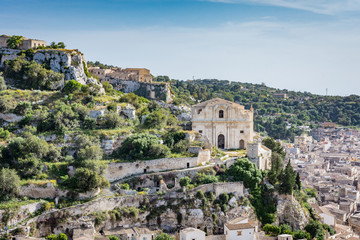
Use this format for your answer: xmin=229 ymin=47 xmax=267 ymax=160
xmin=0 ymin=127 xmax=10 ymax=140
xmin=295 ymin=172 xmax=301 ymax=190
xmin=63 ymin=80 xmax=82 ymax=94
xmin=6 ymin=35 xmax=23 ymax=49
xmin=65 ymin=168 xmax=109 ymax=192
xmin=0 ymin=73 xmax=6 ymax=90
xmin=279 ymin=160 xmax=296 ymax=195
xmin=263 ymin=224 xmax=281 ymax=236
xmin=144 ymin=109 xmax=168 ymax=129
xmin=154 ymin=233 xmax=174 ymax=240
xmin=57 ymin=42 xmax=66 ymax=49
xmin=179 ymin=176 xmax=191 ymax=187
xmin=17 ymin=154 xmax=43 ymax=178
xmin=103 ymin=112 xmax=124 ymax=129
xmin=226 ymin=158 xmax=263 ymax=189
xmin=304 ymin=220 xmax=324 ymax=239
xmin=267 ymin=152 xmax=284 ymax=184
xmin=117 ymin=133 xmax=170 ymax=160
xmin=0 ymin=168 xmax=20 ymax=200
xmin=262 ymin=137 xmax=286 ymax=158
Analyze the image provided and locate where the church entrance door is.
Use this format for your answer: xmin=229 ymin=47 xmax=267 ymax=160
xmin=218 ymin=134 xmax=225 ymax=149
xmin=239 ymin=139 xmax=245 ymax=149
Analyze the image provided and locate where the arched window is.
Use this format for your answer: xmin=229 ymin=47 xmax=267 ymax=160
xmin=219 ymin=110 xmax=224 ymax=118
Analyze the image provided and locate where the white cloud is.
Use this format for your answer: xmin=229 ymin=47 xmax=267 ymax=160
xmin=206 ymin=0 xmax=360 ymax=14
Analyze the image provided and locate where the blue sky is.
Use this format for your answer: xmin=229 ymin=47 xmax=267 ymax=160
xmin=1 ymin=0 xmax=360 ymax=96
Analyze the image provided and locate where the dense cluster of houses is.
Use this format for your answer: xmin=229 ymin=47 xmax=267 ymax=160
xmin=286 ymin=125 xmax=360 ymax=238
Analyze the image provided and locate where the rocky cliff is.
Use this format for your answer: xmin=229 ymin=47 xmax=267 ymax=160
xmin=0 ymin=48 xmax=104 ymax=92
xmin=274 ymin=194 xmax=309 ymax=230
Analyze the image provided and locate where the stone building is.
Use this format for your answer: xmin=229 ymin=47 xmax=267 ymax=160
xmin=88 ymin=67 xmax=152 ymax=83
xmin=0 ymin=35 xmax=46 ymax=50
xmin=247 ymin=142 xmax=272 ymax=170
xmin=191 ymin=98 xmax=254 ymax=149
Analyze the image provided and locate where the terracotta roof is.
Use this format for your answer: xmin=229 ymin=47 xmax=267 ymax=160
xmin=181 ymin=228 xmax=205 ymax=234
xmin=133 ymin=227 xmax=155 ymax=235
xmin=103 ymin=228 xmax=135 ymax=235
xmin=225 ymin=220 xmax=256 ymax=230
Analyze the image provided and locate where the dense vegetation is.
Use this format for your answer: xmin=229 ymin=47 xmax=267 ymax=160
xmin=165 ymin=78 xmax=360 ymax=140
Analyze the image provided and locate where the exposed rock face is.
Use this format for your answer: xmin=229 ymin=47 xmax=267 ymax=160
xmin=0 ymin=201 xmax=44 ymax=226
xmin=33 ymin=50 xmax=102 ymax=90
xmin=274 ymin=194 xmax=309 ymax=230
xmin=0 ymin=48 xmax=104 ymax=93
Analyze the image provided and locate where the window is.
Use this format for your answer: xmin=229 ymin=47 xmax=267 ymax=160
xmin=143 ymin=237 xmax=146 ymax=240
xmin=219 ymin=110 xmax=224 ymax=118
xmin=144 ymin=169 xmax=147 ymax=173
xmin=199 ymin=130 xmax=203 ymax=134
xmin=198 ymin=109 xmax=202 ymax=114
xmin=240 ymin=130 xmax=244 ymax=133
xmin=187 ymin=162 xmax=190 ymax=168
xmin=237 ymin=231 xmax=242 ymax=236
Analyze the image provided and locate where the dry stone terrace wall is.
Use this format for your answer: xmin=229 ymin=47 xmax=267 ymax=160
xmin=104 ymin=150 xmax=211 ymax=182
xmin=105 ymin=157 xmax=198 ymax=182
xmin=29 ymin=182 xmax=245 ymax=225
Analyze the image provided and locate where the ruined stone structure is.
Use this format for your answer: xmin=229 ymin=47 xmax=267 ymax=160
xmin=0 ymin=34 xmax=46 ymax=50
xmin=88 ymin=67 xmax=152 ymax=83
xmin=191 ymin=98 xmax=254 ymax=149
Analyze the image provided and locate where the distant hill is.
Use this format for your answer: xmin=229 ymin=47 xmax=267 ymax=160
xmin=163 ymin=78 xmax=360 ymax=140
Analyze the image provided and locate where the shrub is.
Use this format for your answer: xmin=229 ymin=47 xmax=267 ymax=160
xmin=0 ymin=168 xmax=20 ymax=201
xmin=0 ymin=128 xmax=10 ymax=140
xmin=63 ymin=80 xmax=82 ymax=94
xmin=263 ymin=224 xmax=281 ymax=235
xmin=154 ymin=233 xmax=174 ymax=240
xmin=0 ymin=73 xmax=6 ymax=90
xmin=144 ymin=109 xmax=168 ymax=129
xmin=117 ymin=133 xmax=170 ymax=160
xmin=179 ymin=176 xmax=191 ymax=187
xmin=194 ymin=172 xmax=218 ymax=185
xmin=172 ymin=139 xmax=190 ymax=153
xmin=83 ymin=116 xmax=97 ymax=129
xmin=103 ymin=112 xmax=124 ymax=129
xmin=45 ymin=234 xmax=58 ymax=240
xmin=64 ymin=168 xmax=109 ymax=192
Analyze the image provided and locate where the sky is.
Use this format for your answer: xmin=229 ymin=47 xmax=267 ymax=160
xmin=1 ymin=0 xmax=360 ymax=96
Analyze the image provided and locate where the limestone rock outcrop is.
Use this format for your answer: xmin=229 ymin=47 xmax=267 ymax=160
xmin=274 ymin=194 xmax=309 ymax=230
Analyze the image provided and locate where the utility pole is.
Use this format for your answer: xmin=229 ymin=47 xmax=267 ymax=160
xmin=326 ymin=88 xmax=328 ymax=96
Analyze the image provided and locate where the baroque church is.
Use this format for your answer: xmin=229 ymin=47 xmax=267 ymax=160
xmin=191 ymin=98 xmax=271 ymax=170
xmin=191 ymin=98 xmax=254 ymax=149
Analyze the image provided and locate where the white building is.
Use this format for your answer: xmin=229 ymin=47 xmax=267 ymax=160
xmin=180 ymin=228 xmax=206 ymax=240
xmin=224 ymin=217 xmax=257 ymax=240
xmin=318 ymin=206 xmax=336 ymax=227
xmin=247 ymin=142 xmax=272 ymax=170
xmin=192 ymin=98 xmax=254 ymax=150
xmin=278 ymin=234 xmax=293 ymax=240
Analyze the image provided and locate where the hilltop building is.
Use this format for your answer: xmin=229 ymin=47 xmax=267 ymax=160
xmin=0 ymin=35 xmax=46 ymax=50
xmin=88 ymin=67 xmax=152 ymax=83
xmin=191 ymin=98 xmax=254 ymax=150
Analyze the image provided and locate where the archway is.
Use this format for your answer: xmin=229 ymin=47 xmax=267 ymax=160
xmin=218 ymin=134 xmax=225 ymax=149
xmin=239 ymin=139 xmax=245 ymax=149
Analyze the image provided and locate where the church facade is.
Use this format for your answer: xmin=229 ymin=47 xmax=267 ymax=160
xmin=191 ymin=98 xmax=254 ymax=150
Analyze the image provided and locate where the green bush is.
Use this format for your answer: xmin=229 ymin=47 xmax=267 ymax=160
xmin=0 ymin=168 xmax=20 ymax=200
xmin=263 ymin=224 xmax=281 ymax=235
xmin=4 ymin=56 xmax=64 ymax=90
xmin=103 ymin=112 xmax=124 ymax=129
xmin=64 ymin=168 xmax=109 ymax=192
xmin=116 ymin=133 xmax=170 ymax=160
xmin=179 ymin=176 xmax=191 ymax=187
xmin=63 ymin=80 xmax=82 ymax=94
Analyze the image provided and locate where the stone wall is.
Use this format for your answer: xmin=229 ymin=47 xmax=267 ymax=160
xmin=104 ymin=155 xmax=210 ymax=182
xmin=0 ymin=201 xmax=44 ymax=226
xmin=190 ymin=182 xmax=244 ymax=198
xmin=20 ymin=183 xmax=100 ymax=200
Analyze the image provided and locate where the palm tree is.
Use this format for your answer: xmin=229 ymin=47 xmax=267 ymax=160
xmin=6 ymin=35 xmax=23 ymax=49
